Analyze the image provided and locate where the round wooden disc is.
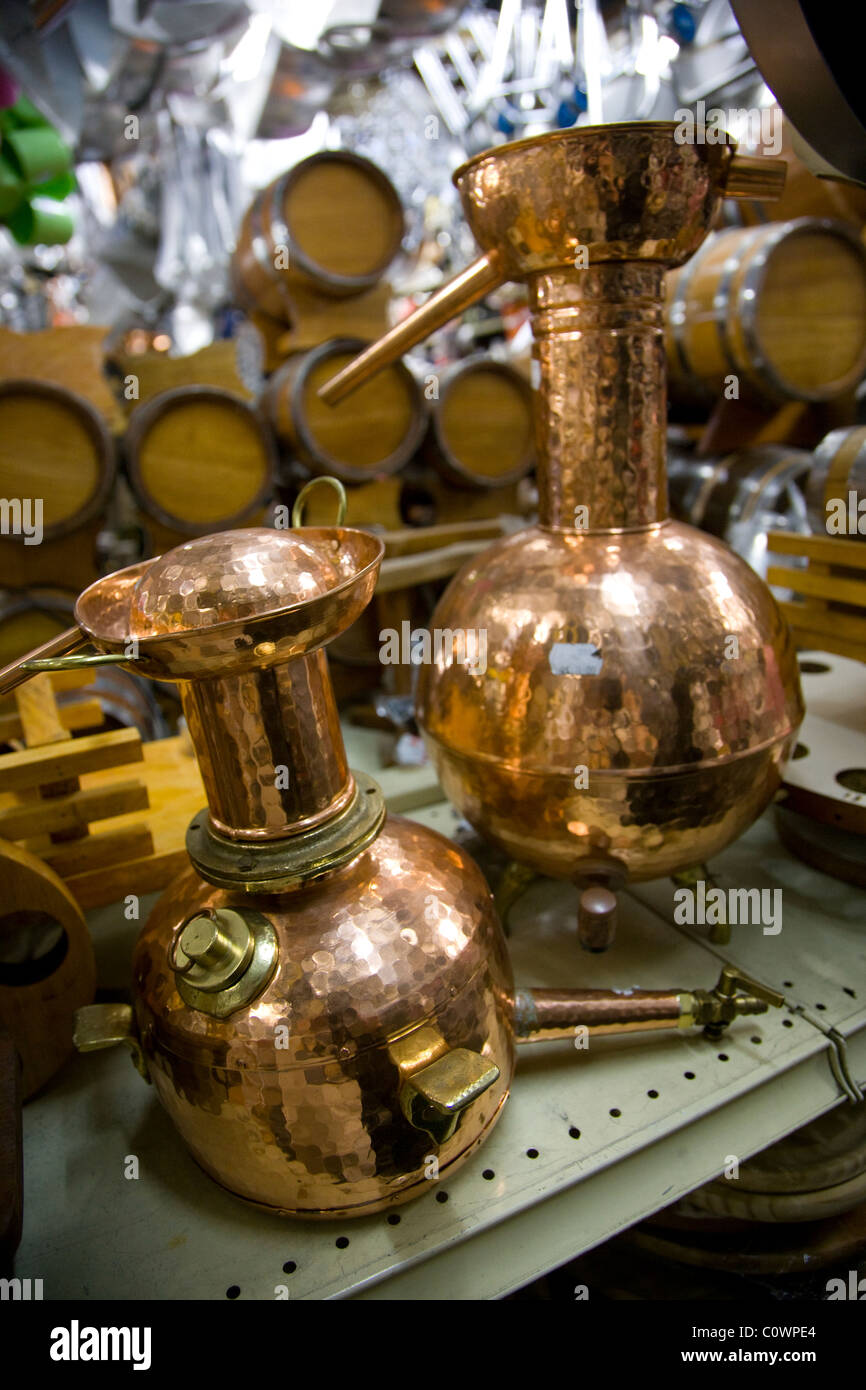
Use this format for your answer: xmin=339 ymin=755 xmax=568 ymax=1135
xmin=752 ymin=225 xmax=866 ymax=397
xmin=280 ymin=152 xmax=404 ymax=286
xmin=266 ymin=338 xmax=426 ymax=483
xmin=0 ymin=380 xmax=115 ymax=539
xmin=125 ymin=386 xmax=277 ymax=533
xmin=0 ymin=840 xmax=96 ymax=1098
xmin=431 ymin=359 xmax=535 ymax=488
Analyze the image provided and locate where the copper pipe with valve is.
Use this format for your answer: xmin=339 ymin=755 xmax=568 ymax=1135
xmin=318 ymin=123 xmax=803 ymax=951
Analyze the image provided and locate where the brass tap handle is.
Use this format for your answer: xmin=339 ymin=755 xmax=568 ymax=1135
xmin=73 ymin=1003 xmax=149 ymax=1082
xmin=724 ymin=155 xmax=787 ymax=202
xmin=684 ymin=965 xmax=785 ymax=1040
xmin=317 ymin=251 xmax=503 ymax=405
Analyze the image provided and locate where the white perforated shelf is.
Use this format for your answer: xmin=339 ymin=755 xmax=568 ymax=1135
xmin=15 ymin=735 xmax=866 ymax=1302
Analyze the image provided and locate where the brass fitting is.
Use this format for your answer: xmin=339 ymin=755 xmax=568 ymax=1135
xmin=680 ymin=965 xmax=785 ymax=1040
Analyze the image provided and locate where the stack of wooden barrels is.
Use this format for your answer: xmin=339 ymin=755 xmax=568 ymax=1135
xmin=665 ymin=218 xmax=866 ymax=408
xmin=231 ymin=148 xmax=536 ymax=529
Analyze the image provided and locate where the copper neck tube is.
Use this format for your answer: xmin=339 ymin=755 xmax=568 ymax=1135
xmin=181 ymin=649 xmax=353 ymax=841
xmin=531 ymin=262 xmax=668 ymax=533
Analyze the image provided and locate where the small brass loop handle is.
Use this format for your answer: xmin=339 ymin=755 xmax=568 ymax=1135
xmin=292 ymin=476 xmax=348 ymax=529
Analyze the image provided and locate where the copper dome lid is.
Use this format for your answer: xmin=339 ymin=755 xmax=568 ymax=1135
xmin=129 ymin=529 xmax=343 ymax=638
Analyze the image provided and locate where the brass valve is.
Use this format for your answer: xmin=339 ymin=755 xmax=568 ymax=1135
xmin=170 ymin=909 xmax=255 ymax=992
xmin=168 ymin=907 xmax=279 ymax=1018
xmin=682 ymin=965 xmax=785 ymax=1040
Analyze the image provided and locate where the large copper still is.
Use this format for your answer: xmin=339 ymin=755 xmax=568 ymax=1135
xmin=0 ymin=507 xmax=780 ymax=1218
xmin=320 ymin=124 xmax=805 ymax=949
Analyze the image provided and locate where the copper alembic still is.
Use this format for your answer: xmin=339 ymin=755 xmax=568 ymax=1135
xmin=319 ymin=122 xmax=805 ymax=952
xmin=0 ymin=494 xmax=783 ymax=1219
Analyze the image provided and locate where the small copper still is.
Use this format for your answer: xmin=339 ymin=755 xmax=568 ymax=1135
xmin=0 ymin=495 xmax=781 ymax=1218
xmin=320 ymin=124 xmax=804 ymax=949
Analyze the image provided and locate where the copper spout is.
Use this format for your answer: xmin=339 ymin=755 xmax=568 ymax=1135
xmin=0 ymin=626 xmax=87 ymax=698
xmin=724 ymin=154 xmax=787 ymax=201
xmin=317 ymin=251 xmax=502 ymax=404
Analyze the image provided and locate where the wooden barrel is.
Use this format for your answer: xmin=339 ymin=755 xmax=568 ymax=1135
xmin=125 ymin=385 xmax=277 ymax=536
xmin=233 ymin=151 xmax=404 ymax=322
xmin=665 ymin=218 xmax=866 ymax=404
xmin=426 ymin=357 xmax=535 ymax=489
xmin=0 ymin=589 xmax=75 ymax=670
xmin=805 ymin=425 xmax=866 ymax=539
xmin=668 ymin=445 xmax=811 ymax=537
xmin=264 ymin=338 xmax=426 ymax=484
xmin=0 ymin=380 xmax=115 ymax=541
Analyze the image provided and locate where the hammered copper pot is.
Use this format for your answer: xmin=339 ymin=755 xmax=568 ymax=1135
xmin=0 ymin=514 xmax=779 ymax=1218
xmin=320 ymin=124 xmax=805 ymax=947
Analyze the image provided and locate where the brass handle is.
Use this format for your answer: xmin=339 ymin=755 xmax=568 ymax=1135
xmin=73 ymin=1003 xmax=149 ymax=1082
xmin=400 ymin=1050 xmax=501 ymax=1145
xmin=291 ymin=475 xmax=348 ymax=528
xmin=317 ymin=250 xmax=503 ymax=405
xmin=389 ymin=1024 xmax=500 ymax=1144
xmin=725 ymin=155 xmax=787 ymax=201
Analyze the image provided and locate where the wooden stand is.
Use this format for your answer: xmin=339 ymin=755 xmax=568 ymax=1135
xmin=767 ymin=531 xmax=866 ymax=661
xmin=0 ymin=675 xmax=204 ymax=909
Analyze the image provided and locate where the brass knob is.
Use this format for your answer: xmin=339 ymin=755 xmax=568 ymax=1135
xmin=168 ymin=907 xmax=279 ymax=1018
xmin=170 ymin=908 xmax=256 ymax=994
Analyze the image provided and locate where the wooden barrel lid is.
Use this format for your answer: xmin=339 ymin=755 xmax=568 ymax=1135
xmin=430 ymin=358 xmax=535 ymax=488
xmin=270 ymin=337 xmax=426 ymax=483
xmin=0 ymin=380 xmax=115 ymax=540
xmin=666 ymin=219 xmax=866 ymax=403
xmin=125 ymin=385 xmax=277 ymax=533
xmin=746 ymin=220 xmax=866 ymax=399
xmin=275 ymin=151 xmax=404 ymax=291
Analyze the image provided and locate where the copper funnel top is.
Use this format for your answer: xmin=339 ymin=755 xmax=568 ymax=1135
xmin=453 ymin=121 xmax=737 ymax=274
xmin=319 ymin=122 xmax=785 ymax=405
xmin=73 ymin=525 xmax=384 ymax=682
